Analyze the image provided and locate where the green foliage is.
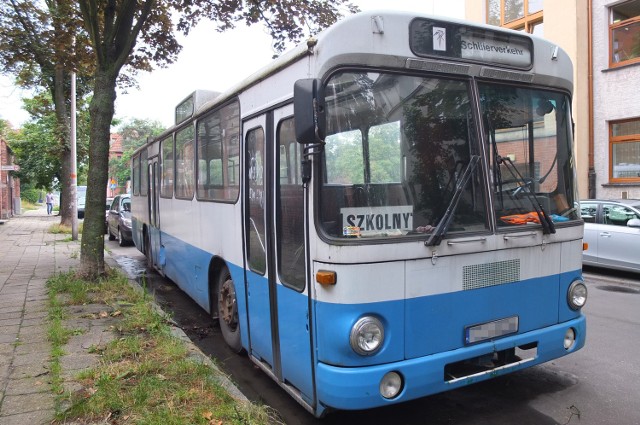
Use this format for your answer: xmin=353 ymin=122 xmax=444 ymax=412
xmin=324 ymin=123 xmax=403 ymax=185
xmin=0 ymin=1 xmax=94 ymax=96
xmin=21 ymin=187 xmax=42 ymax=204
xmin=6 ymin=92 xmax=90 ymax=189
xmin=0 ymin=118 xmax=8 ymax=137
xmin=109 ymin=118 xmax=165 ymax=189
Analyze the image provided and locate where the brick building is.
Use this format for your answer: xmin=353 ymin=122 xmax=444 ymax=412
xmin=0 ymin=138 xmax=20 ymax=219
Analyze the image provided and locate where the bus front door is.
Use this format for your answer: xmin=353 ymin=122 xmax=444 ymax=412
xmin=243 ymin=110 xmax=315 ymax=407
xmin=147 ymin=159 xmax=163 ymax=272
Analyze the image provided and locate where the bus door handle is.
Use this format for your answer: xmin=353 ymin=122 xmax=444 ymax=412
xmin=503 ymin=232 xmax=537 ymax=241
xmin=446 ymin=237 xmax=487 ymax=246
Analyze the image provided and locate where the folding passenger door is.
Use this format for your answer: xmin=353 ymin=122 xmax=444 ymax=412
xmin=244 ymin=115 xmax=275 ymax=368
xmin=147 ymin=157 xmax=162 ymax=270
xmin=243 ymin=108 xmax=315 ymax=407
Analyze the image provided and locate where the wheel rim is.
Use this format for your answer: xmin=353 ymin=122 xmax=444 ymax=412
xmin=218 ymin=278 xmax=238 ymax=331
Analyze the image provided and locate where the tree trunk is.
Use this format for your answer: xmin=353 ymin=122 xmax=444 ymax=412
xmin=78 ymin=70 xmax=116 ymax=279
xmin=52 ymin=64 xmax=74 ymax=226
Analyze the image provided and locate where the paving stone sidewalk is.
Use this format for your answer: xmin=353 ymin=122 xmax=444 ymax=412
xmin=0 ymin=207 xmax=78 ymax=424
xmin=0 ymin=207 xmax=247 ymax=425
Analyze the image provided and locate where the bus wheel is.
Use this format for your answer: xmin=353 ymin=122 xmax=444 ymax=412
xmin=217 ymin=269 xmax=242 ymax=353
xmin=144 ymin=231 xmax=153 ymax=268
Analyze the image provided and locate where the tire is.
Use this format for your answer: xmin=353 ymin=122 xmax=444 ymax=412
xmin=216 ymin=268 xmax=242 ymax=353
xmin=108 ymin=228 xmax=116 ymax=241
xmin=118 ymin=228 xmax=126 ymax=247
xmin=144 ymin=230 xmax=153 ymax=269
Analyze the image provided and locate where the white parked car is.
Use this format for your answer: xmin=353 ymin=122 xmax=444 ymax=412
xmin=581 ymin=199 xmax=640 ymax=272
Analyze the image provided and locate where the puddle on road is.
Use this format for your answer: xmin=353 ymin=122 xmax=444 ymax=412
xmin=113 ymin=256 xmax=147 ymax=280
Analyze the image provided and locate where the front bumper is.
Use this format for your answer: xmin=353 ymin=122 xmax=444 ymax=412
xmin=316 ymin=315 xmax=586 ymax=412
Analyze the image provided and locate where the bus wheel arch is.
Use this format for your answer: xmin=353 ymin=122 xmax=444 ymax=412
xmin=210 ymin=259 xmax=242 ymax=353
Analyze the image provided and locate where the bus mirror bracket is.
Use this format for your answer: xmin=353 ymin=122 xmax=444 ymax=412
xmin=294 ymin=78 xmax=326 ymax=144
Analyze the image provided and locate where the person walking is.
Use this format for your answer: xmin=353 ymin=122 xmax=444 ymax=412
xmin=45 ymin=191 xmax=54 ymax=215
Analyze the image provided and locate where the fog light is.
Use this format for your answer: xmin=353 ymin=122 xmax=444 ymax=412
xmin=350 ymin=316 xmax=384 ymax=356
xmin=380 ymin=371 xmax=403 ymax=399
xmin=567 ymin=279 xmax=587 ymax=310
xmin=564 ymin=328 xmax=576 ymax=350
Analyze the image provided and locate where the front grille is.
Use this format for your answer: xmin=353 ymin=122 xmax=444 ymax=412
xmin=463 ymin=259 xmax=520 ymax=290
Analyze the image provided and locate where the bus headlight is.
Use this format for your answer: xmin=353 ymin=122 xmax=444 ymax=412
xmin=564 ymin=328 xmax=576 ymax=350
xmin=380 ymin=371 xmax=403 ymax=399
xmin=567 ymin=279 xmax=588 ymax=310
xmin=350 ymin=316 xmax=384 ymax=356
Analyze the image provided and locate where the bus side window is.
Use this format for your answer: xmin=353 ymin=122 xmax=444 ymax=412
xmin=175 ymin=124 xmax=195 ymax=200
xmin=160 ymin=136 xmax=174 ymax=198
xmin=196 ymin=101 xmax=240 ymax=201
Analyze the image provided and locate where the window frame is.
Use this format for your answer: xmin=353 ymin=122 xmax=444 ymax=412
xmin=487 ymin=0 xmax=543 ymax=33
xmin=609 ymin=10 xmax=640 ymax=68
xmin=609 ymin=117 xmax=640 ymax=183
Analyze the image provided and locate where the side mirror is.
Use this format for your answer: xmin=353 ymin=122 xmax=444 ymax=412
xmin=627 ymin=218 xmax=640 ymax=228
xmin=294 ymin=78 xmax=326 ymax=144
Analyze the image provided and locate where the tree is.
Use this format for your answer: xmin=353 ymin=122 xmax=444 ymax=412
xmin=109 ymin=118 xmax=165 ymax=192
xmin=0 ymin=0 xmax=94 ymax=226
xmin=77 ymin=0 xmax=358 ymax=279
xmin=8 ymin=92 xmax=90 ymax=191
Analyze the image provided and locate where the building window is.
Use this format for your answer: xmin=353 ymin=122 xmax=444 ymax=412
xmin=610 ymin=1 xmax=640 ymax=67
xmin=487 ymin=0 xmax=543 ymax=34
xmin=610 ymin=117 xmax=640 ymax=182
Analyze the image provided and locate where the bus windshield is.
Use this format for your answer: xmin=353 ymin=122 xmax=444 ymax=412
xmin=479 ymin=83 xmax=580 ymax=229
xmin=320 ymin=71 xmax=488 ymax=240
xmin=319 ymin=71 xmax=580 ymax=241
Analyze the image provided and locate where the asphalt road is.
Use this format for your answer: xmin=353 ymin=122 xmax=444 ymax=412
xmin=107 ymin=239 xmax=640 ymax=425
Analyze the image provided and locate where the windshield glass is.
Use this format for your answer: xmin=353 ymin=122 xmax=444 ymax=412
xmin=479 ymin=83 xmax=580 ymax=229
xmin=320 ymin=71 xmax=488 ymax=240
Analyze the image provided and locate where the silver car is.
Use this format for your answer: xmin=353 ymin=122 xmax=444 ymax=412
xmin=581 ymin=199 xmax=640 ymax=272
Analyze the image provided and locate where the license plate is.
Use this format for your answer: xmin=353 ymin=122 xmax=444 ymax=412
xmin=465 ymin=316 xmax=519 ymax=344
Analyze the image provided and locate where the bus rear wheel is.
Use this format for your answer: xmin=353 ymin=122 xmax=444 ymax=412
xmin=144 ymin=230 xmax=153 ymax=268
xmin=217 ymin=269 xmax=242 ymax=353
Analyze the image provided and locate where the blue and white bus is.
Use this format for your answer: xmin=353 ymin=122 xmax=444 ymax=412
xmin=131 ymin=10 xmax=587 ymax=417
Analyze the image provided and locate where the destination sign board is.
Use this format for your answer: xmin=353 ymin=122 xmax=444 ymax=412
xmin=410 ymin=18 xmax=533 ymax=69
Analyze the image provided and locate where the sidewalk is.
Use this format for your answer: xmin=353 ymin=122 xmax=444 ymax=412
xmin=0 ymin=206 xmax=245 ymax=424
xmin=0 ymin=206 xmax=77 ymax=424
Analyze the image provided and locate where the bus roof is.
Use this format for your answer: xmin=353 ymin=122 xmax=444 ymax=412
xmin=141 ymin=9 xmax=573 ymax=145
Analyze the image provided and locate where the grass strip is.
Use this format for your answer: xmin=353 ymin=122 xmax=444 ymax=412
xmin=46 ymin=270 xmax=278 ymax=424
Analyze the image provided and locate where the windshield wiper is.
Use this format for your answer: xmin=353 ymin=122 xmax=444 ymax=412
xmin=426 ymin=155 xmax=480 ymax=246
xmin=497 ymin=155 xmax=556 ymax=235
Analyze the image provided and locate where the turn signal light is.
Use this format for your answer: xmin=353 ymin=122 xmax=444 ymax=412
xmin=583 ymin=242 xmax=588 ymax=251
xmin=316 ymin=270 xmax=337 ymax=285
